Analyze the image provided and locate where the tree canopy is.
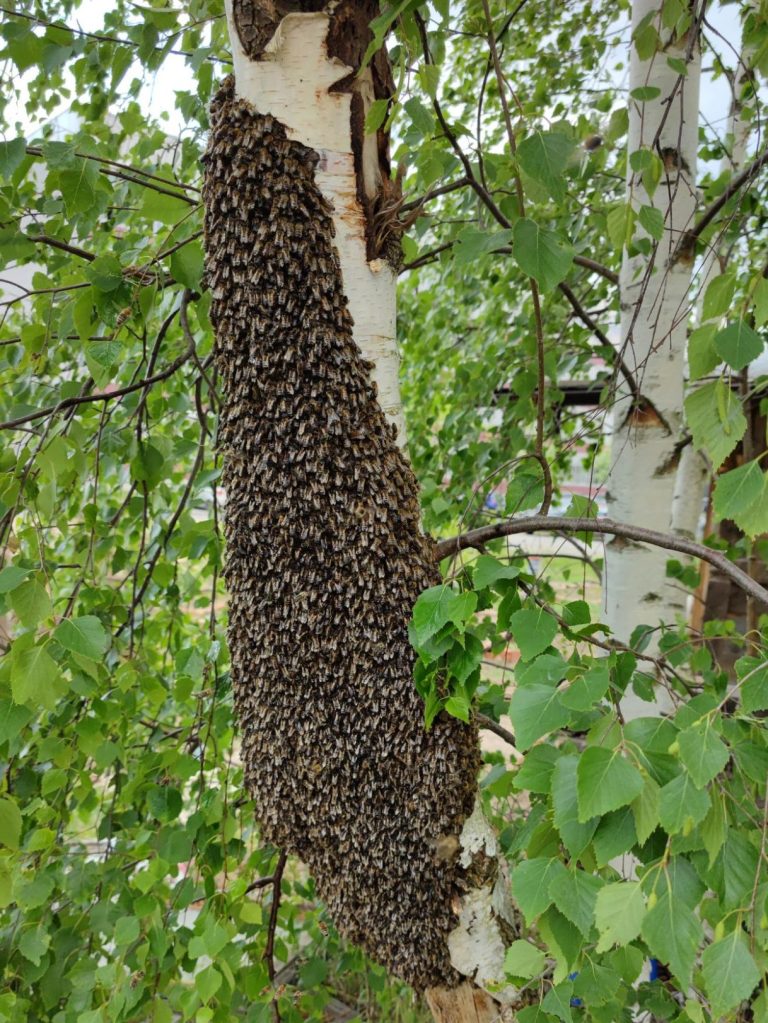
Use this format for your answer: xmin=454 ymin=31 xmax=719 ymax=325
xmin=1 ymin=1 xmax=768 ymax=1021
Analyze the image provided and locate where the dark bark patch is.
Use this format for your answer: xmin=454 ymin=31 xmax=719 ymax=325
xmin=202 ymin=77 xmax=480 ymax=991
xmin=231 ymin=0 xmax=326 ymax=58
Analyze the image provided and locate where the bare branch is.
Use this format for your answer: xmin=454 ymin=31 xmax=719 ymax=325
xmin=674 ymin=144 xmax=768 ymax=263
xmin=476 ymin=713 xmax=516 ymax=747
xmin=435 ymin=515 xmax=768 ymax=606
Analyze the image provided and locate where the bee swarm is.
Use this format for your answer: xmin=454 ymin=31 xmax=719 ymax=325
xmin=202 ymin=77 xmax=481 ymax=989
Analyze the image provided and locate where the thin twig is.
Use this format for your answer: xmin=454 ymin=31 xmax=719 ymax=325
xmin=26 ymin=234 xmax=96 ymax=262
xmin=674 ymin=144 xmax=768 ymax=262
xmin=0 ymin=347 xmax=193 ymax=431
xmin=480 ymin=0 xmax=552 ymax=514
xmin=264 ymin=850 xmax=287 ymax=1022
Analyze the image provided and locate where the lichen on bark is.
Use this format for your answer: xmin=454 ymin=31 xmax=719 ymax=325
xmin=202 ymin=78 xmax=481 ymax=989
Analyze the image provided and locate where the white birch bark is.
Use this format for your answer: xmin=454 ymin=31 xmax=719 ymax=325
xmin=224 ymin=1 xmax=406 ymax=442
xmin=604 ymin=0 xmax=702 ymax=694
xmin=671 ymin=30 xmax=754 ymax=543
xmin=221 ymin=4 xmax=515 ymax=1009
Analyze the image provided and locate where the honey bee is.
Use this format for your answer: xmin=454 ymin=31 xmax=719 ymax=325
xmin=203 ymin=77 xmax=482 ymax=993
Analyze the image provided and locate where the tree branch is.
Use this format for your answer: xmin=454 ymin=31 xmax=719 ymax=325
xmin=476 ymin=713 xmax=516 ymax=747
xmin=25 ymin=145 xmax=200 ymax=195
xmin=0 ymin=347 xmax=194 ymax=431
xmin=675 ymin=144 xmax=768 ymax=263
xmin=558 ymin=281 xmax=640 ymax=400
xmin=26 ymin=234 xmax=95 ymax=262
xmin=435 ymin=515 xmax=768 ymax=606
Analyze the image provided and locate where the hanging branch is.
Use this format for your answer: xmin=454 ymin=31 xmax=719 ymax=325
xmin=435 ymin=515 xmax=768 ymax=606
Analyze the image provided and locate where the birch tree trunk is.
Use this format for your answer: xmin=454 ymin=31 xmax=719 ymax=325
xmin=604 ymin=0 xmax=702 ymax=701
xmin=204 ymin=3 xmax=515 ymax=1017
xmin=671 ymin=27 xmax=754 ymax=543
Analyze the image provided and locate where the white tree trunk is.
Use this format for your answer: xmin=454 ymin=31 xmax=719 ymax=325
xmin=220 ymin=3 xmax=515 ymax=1011
xmin=671 ymin=29 xmax=753 ymax=543
xmin=224 ymin=1 xmax=407 ymax=442
xmin=604 ymin=0 xmax=702 ymax=693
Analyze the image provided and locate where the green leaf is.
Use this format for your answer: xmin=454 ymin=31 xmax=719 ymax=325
xmin=685 ymin=379 xmax=747 ymax=470
xmin=753 ymin=277 xmax=768 ymax=326
xmin=195 ymin=965 xmax=222 ymax=1003
xmin=606 ymin=202 xmax=635 ymax=249
xmin=453 ymin=226 xmax=513 ymax=266
xmin=638 ymin=204 xmax=664 ymax=240
xmin=141 ymin=188 xmax=191 ymax=225
xmin=514 ymin=745 xmax=561 ymax=794
xmin=713 ymin=461 xmax=768 ymax=537
xmin=542 ymin=981 xmax=574 ymax=1023
xmin=701 ymin=791 xmax=727 ymax=866
xmin=511 ymin=857 xmax=569 ymax=924
xmin=0 ymin=565 xmax=31 ymax=593
xmin=539 ymin=907 xmax=583 ymax=974
xmin=687 ymin=325 xmax=720 ymax=381
xmin=170 ymin=241 xmax=204 ymax=290
xmin=595 ymin=881 xmax=645 ymax=951
xmin=114 ymin=915 xmax=140 ymax=947
xmin=512 ymin=218 xmax=574 ymax=292
xmin=504 ymin=940 xmax=546 ymax=979
xmin=54 ymin=615 xmax=108 ymax=660
xmin=592 ymin=807 xmax=637 ymax=866
xmin=701 ymin=931 xmax=760 ymax=1017
xmin=630 ymin=85 xmax=662 ymax=100
xmin=508 ymin=607 xmax=558 ymax=662
xmin=737 ymin=655 xmax=768 ymax=713
xmin=559 ymin=662 xmax=610 ymax=712
xmin=641 ymin=890 xmax=702 ymax=987
xmin=131 ymin=443 xmax=166 ymax=488
xmin=0 ymin=797 xmax=22 ymax=849
xmin=714 ymin=320 xmax=764 ymax=371
xmin=631 ymin=773 xmax=660 ymax=844
xmin=517 ymin=131 xmax=574 ymax=202
xmin=18 ymin=926 xmax=50 ymax=965
xmin=658 ymin=773 xmax=710 ymax=834
xmin=571 ymin=958 xmax=621 ymax=1006
xmin=719 ymin=832 xmax=759 ymax=909
xmin=411 ymin=586 xmax=477 ymax=645
xmin=576 ymin=747 xmax=644 ymax=820
xmin=472 ymin=555 xmax=520 ymax=590
xmin=702 ymin=274 xmax=736 ymax=322
xmin=147 ymin=786 xmax=183 ymax=821
xmin=548 ymin=869 xmax=603 ymax=936
xmin=59 ymin=158 xmax=100 ymax=216
xmin=509 ymin=684 xmax=570 ymax=751
xmin=551 ymin=755 xmax=599 ymax=858
xmin=365 ymin=97 xmax=390 ymax=134
xmin=10 ymin=578 xmax=52 ymax=628
xmin=0 ymin=138 xmax=26 ymax=178
xmin=516 ymin=653 xmax=567 ymax=687
xmin=85 ymin=254 xmax=123 ymax=293
xmin=677 ymin=719 xmax=729 ymax=787
xmin=11 ymin=644 xmax=61 ymax=706
xmin=633 ymin=19 xmax=661 ymax=59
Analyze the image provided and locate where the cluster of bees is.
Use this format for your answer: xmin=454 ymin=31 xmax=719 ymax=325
xmin=201 ymin=77 xmax=482 ymax=989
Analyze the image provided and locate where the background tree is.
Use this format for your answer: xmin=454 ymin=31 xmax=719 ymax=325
xmin=1 ymin=2 xmax=768 ymax=1023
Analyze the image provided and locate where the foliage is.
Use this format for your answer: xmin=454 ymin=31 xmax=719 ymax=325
xmin=0 ymin=0 xmax=768 ymax=1021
